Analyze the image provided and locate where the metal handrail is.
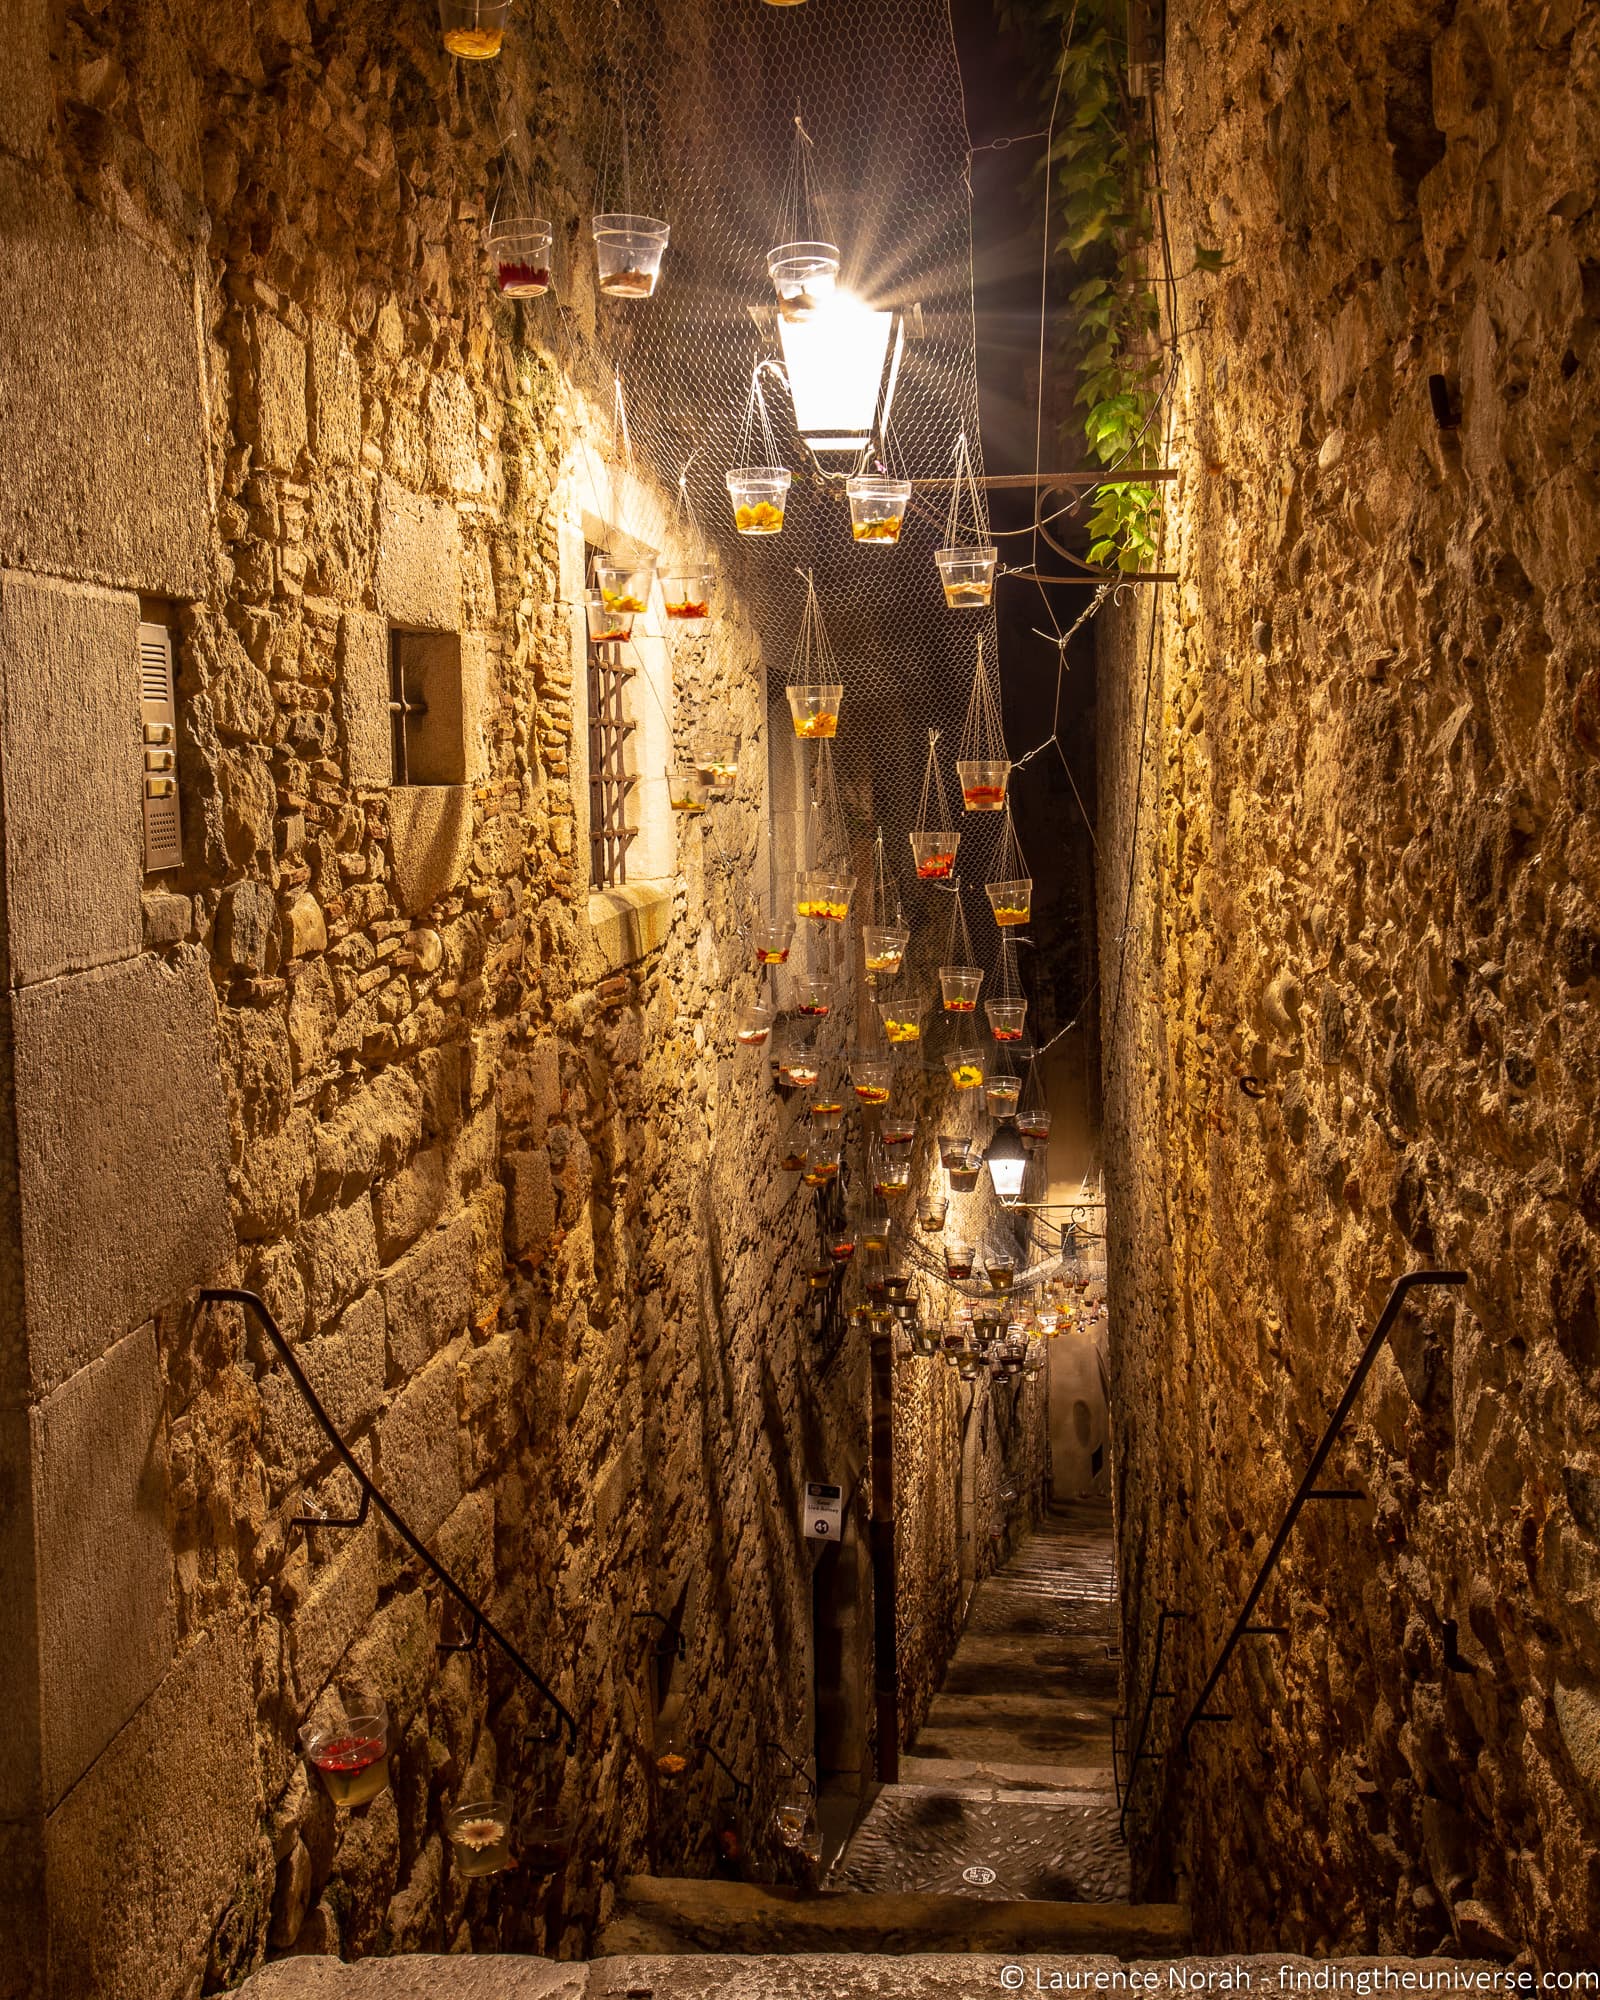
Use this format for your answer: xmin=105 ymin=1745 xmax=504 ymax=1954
xmin=201 ymin=1287 xmax=579 ymax=1753
xmin=697 ymin=1733 xmax=754 ymax=1803
xmin=1117 ymin=1601 xmax=1188 ymax=1837
xmin=1177 ymin=1267 xmax=1467 ymax=1752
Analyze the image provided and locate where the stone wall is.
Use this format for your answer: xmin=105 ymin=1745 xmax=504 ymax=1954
xmin=1100 ymin=0 xmax=1600 ymax=1967
xmin=0 ymin=0 xmax=1045 ymax=1992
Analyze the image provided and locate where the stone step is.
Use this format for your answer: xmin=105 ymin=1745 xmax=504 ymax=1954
xmin=596 ymin=1876 xmax=1188 ymax=1956
xmin=239 ymin=1951 xmax=1497 ymax=2000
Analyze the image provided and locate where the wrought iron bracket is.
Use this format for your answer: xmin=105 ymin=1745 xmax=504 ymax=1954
xmin=201 ymin=1288 xmax=579 ymax=1754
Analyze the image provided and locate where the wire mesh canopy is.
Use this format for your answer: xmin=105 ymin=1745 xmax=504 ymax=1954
xmin=557 ymin=0 xmax=1005 ymax=994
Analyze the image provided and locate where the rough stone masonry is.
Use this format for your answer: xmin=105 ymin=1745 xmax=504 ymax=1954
xmin=1101 ymin=0 xmax=1600 ymax=1967
xmin=0 ymin=0 xmax=1048 ymax=1994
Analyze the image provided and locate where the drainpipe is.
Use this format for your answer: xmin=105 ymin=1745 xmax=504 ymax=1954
xmin=869 ymin=1327 xmax=899 ymax=1782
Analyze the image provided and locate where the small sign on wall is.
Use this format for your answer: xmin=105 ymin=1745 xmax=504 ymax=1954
xmin=804 ymin=1481 xmax=843 ymax=1541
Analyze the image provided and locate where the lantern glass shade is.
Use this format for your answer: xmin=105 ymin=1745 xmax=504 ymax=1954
xmin=777 ymin=294 xmax=897 ymax=453
xmin=984 ymin=1124 xmax=1028 ymax=1203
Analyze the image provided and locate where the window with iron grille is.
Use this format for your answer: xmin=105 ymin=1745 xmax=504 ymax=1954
xmin=587 ymin=549 xmax=636 ymax=889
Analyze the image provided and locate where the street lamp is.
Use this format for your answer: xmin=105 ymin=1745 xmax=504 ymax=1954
xmin=983 ymin=1122 xmax=1028 ymax=1205
xmin=775 ymin=292 xmax=903 ymax=455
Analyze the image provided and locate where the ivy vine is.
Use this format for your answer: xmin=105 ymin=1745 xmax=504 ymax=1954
xmin=998 ymin=0 xmax=1167 ymax=572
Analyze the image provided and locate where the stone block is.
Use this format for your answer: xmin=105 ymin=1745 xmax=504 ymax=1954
xmin=337 ymin=611 xmax=391 ymax=791
xmin=31 ymin=1324 xmax=175 ymax=1809
xmin=375 ymin=481 xmax=461 ymax=632
xmin=289 ymin=1520 xmax=379 ymax=1708
xmin=309 ymin=319 xmax=361 ymax=469
xmin=44 ymin=1621 xmax=257 ymax=2000
xmin=378 ymin=1213 xmax=473 ymax=1380
xmin=311 ymin=1068 xmax=422 ymax=1206
xmin=254 ymin=314 xmax=308 ymax=473
xmin=218 ymin=877 xmax=276 ymax=972
xmin=389 ymin=786 xmax=472 ymax=916
xmin=373 ymin=1146 xmax=447 ymax=1261
xmin=587 ymin=881 xmax=674 ymax=971
xmin=12 ymin=948 xmax=233 ymax=1399
xmin=297 ymin=1196 xmax=380 ymax=1331
xmin=503 ymin=1148 xmax=555 ymax=1262
xmin=259 ymin=1290 xmax=387 ymax=1484
xmin=375 ymin=1339 xmax=464 ymax=1544
xmin=0 ymin=1812 xmax=47 ymax=2000
xmin=343 ymin=1585 xmax=433 ymax=1732
xmin=0 ymin=163 xmax=209 ymax=597
xmin=0 ymin=573 xmax=144 ymax=987
xmin=0 ymin=0 xmax=48 ymax=162
xmin=0 ymin=1406 xmax=41 ymax=1824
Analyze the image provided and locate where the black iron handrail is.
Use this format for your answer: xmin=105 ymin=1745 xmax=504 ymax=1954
xmin=761 ymin=1738 xmax=817 ymax=1796
xmin=1177 ymin=1267 xmax=1466 ymax=1752
xmin=696 ymin=1733 xmax=754 ymax=1803
xmin=201 ymin=1287 xmax=579 ymax=1753
xmin=1117 ymin=1602 xmax=1188 ymax=1837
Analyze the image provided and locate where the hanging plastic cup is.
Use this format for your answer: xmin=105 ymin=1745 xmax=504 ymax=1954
xmin=846 ymin=474 xmax=913 ymax=546
xmin=852 ymin=1055 xmax=893 ymax=1106
xmin=753 ymin=920 xmax=794 ymax=967
xmin=863 ymin=924 xmax=910 ymax=976
xmin=585 ymin=590 xmax=633 ymax=646
xmin=692 ymin=733 xmax=740 ymax=791
xmin=794 ymin=972 xmax=835 ymax=1018
xmin=447 ymin=1792 xmax=515 ymax=1877
xmin=488 ymin=217 xmax=552 ymax=296
xmin=957 ymin=759 xmax=1010 ymax=811
xmin=910 ymin=830 xmax=960 ymax=880
xmin=873 ymin=1153 xmax=912 ymax=1200
xmin=937 ymin=1134 xmax=969 ymax=1169
xmin=735 ymin=999 xmax=773 ymax=1047
xmin=944 ymin=1240 xmax=975 ymax=1281
xmin=668 ymin=768 xmax=710 ymax=817
xmin=767 ymin=241 xmax=841 ymax=321
xmin=947 ymin=1045 xmax=986 ymax=1092
xmin=876 ymin=998 xmax=922 ymax=1046
xmin=440 ymin=0 xmax=511 ymax=58
xmin=726 ymin=467 xmax=791 ymax=536
xmin=939 ymin=964 xmax=984 ymax=1013
xmin=595 ymin=560 xmax=653 ymax=615
xmin=948 ymin=1159 xmax=980 ymax=1193
xmin=661 ymin=564 xmax=714 ymax=624
xmin=786 ymin=683 xmax=843 ymax=739
xmin=300 ymin=1698 xmax=390 ymax=1808
xmin=986 ymin=877 xmax=1032 ymax=925
xmin=919 ymin=1194 xmax=948 ymax=1231
xmin=804 ymin=1140 xmax=842 ymax=1187
xmin=1017 ymin=1107 xmax=1052 ymax=1143
xmin=935 ymin=544 xmax=998 ymax=608
xmin=985 ymin=1257 xmax=1016 ymax=1294
xmin=592 ymin=214 xmax=670 ymax=298
xmin=985 ymin=997 xmax=1028 ymax=1042
xmin=880 ymin=1115 xmax=916 ymax=1148
xmin=985 ymin=1073 xmax=1022 ymax=1114
xmin=796 ymin=870 xmax=854 ymax=922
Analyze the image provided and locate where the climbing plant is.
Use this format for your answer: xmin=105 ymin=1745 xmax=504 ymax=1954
xmin=998 ymin=0 xmax=1166 ymax=571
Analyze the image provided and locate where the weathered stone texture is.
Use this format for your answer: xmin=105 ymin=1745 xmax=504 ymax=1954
xmin=43 ymin=1622 xmax=258 ymax=2000
xmin=12 ymin=948 xmax=232 ymax=1397
xmin=30 ymin=1323 xmax=176 ymax=1807
xmin=1102 ymin=0 xmax=1600 ymax=1965
xmin=0 ymin=163 xmax=210 ymax=597
xmin=0 ymin=574 xmax=144 ymax=988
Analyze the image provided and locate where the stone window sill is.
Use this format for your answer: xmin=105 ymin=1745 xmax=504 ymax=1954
xmin=586 ymin=879 xmax=674 ymax=970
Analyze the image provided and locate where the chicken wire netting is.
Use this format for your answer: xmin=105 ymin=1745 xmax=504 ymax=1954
xmin=541 ymin=0 xmax=1016 ymax=1019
